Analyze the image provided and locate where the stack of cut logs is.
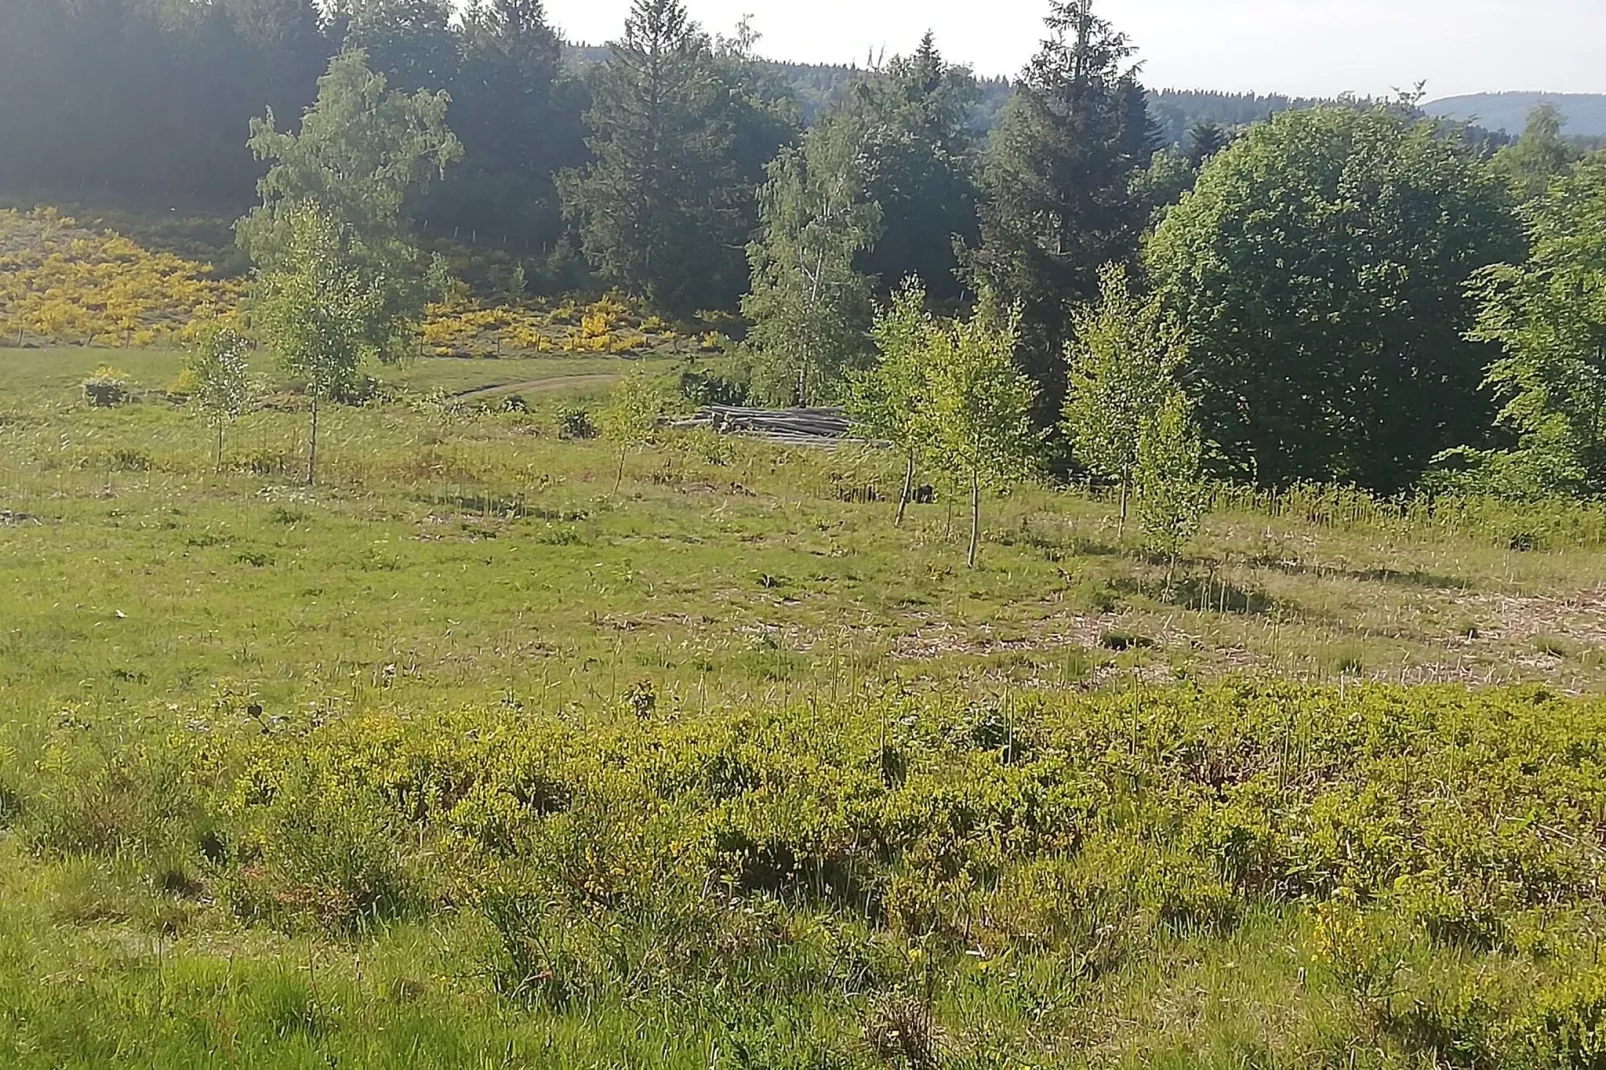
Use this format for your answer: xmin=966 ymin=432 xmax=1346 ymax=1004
xmin=670 ymin=406 xmax=853 ymax=446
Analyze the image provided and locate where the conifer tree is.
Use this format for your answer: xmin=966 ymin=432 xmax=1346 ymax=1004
xmin=851 ymin=33 xmax=981 ymax=301
xmin=969 ymin=0 xmax=1156 ymax=425
xmin=560 ymin=0 xmax=749 ymax=317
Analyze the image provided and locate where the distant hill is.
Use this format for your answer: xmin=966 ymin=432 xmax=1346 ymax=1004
xmin=1427 ymin=93 xmax=1606 ymax=137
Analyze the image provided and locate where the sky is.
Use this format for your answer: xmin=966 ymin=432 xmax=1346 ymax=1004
xmin=546 ymin=0 xmax=1606 ymax=100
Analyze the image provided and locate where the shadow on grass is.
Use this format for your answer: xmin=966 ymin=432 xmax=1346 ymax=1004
xmin=414 ymin=491 xmax=588 ymax=522
xmin=1245 ymin=555 xmax=1469 ymax=590
xmin=1112 ymin=575 xmax=1283 ymax=617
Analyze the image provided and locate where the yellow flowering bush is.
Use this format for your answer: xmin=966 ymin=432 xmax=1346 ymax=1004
xmin=0 ymin=207 xmax=243 ymax=347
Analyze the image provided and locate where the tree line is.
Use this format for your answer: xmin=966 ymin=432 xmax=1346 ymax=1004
xmin=11 ymin=0 xmax=1606 ymax=508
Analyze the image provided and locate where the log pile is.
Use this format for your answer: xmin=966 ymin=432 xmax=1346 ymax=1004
xmin=671 ymin=405 xmax=853 ymax=446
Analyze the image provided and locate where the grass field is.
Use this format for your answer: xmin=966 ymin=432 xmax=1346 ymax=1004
xmin=3 ymin=346 xmax=1606 ymax=1067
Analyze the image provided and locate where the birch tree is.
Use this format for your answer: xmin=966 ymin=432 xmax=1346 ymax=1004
xmin=743 ymin=109 xmax=882 ymax=406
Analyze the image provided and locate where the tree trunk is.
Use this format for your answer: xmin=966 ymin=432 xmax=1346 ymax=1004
xmin=1118 ymin=478 xmax=1130 ymax=539
xmin=306 ymin=395 xmax=319 ymax=486
xmin=895 ymin=453 xmax=915 ymax=527
xmin=614 ymin=446 xmax=627 ymax=496
xmin=967 ymin=467 xmax=981 ymax=569
xmin=216 ymin=423 xmax=224 ymax=474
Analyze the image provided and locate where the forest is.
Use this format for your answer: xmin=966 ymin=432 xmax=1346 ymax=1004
xmin=3 ymin=0 xmax=1604 ymax=506
xmin=4 ymin=0 xmax=1606 ymax=1066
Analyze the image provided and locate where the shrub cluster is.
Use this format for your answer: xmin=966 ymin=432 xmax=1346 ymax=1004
xmin=7 ymin=682 xmax=1606 ymax=1058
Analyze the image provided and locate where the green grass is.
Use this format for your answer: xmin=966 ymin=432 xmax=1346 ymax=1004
xmin=3 ymin=346 xmax=1606 ymax=1067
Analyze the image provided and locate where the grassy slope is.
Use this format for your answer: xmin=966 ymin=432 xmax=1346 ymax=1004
xmin=2 ymin=348 xmax=1606 ymax=1066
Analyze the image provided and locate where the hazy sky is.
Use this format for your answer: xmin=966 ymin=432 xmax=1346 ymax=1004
xmin=547 ymin=0 xmax=1606 ymax=99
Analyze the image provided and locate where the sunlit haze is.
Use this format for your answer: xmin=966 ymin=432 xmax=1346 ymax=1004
xmin=547 ymin=0 xmax=1606 ymax=99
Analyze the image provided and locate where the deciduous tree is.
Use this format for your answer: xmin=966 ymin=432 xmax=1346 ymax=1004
xmin=1135 ymin=390 xmax=1206 ymax=586
xmin=187 ymin=325 xmax=255 ymax=471
xmin=743 ymin=110 xmax=882 ymax=405
xmin=850 ymin=281 xmax=936 ymax=525
xmin=1148 ymin=104 xmax=1522 ymax=492
xmin=924 ymin=294 xmax=1042 ymax=568
xmin=252 ymin=203 xmax=390 ymax=484
xmin=1462 ymin=155 xmax=1606 ymax=494
xmin=1492 ymin=104 xmax=1582 ymax=201
xmin=1062 ymin=262 xmax=1186 ymax=535
xmin=600 ymin=369 xmax=663 ymax=494
xmin=238 ymin=48 xmax=461 ymax=280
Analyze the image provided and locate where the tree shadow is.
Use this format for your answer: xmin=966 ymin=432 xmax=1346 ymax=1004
xmin=1170 ymin=576 xmax=1279 ymax=616
xmin=1110 ymin=575 xmax=1283 ymax=617
xmin=1245 ymin=555 xmax=1469 ymax=590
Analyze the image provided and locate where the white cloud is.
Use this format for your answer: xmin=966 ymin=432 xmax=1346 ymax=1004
xmin=550 ymin=0 xmax=1606 ymax=98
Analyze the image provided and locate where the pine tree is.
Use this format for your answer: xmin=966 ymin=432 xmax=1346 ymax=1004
xmin=742 ymin=109 xmax=882 ymax=406
xmin=560 ymin=0 xmax=746 ymax=317
xmin=968 ymin=0 xmax=1156 ymax=426
xmin=331 ymin=0 xmax=459 ymax=92
xmin=1185 ymin=120 xmax=1230 ymax=168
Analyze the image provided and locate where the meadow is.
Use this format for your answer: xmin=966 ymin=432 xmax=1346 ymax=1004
xmin=3 ymin=346 xmax=1606 ymax=1067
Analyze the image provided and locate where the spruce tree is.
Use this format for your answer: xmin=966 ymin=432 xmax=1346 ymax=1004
xmin=432 ymin=0 xmax=582 ymax=248
xmin=969 ymin=0 xmax=1156 ymax=427
xmin=560 ymin=0 xmax=748 ymax=317
xmin=1185 ymin=120 xmax=1230 ymax=168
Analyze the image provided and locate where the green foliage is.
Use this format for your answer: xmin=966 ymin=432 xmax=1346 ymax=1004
xmin=1492 ymin=104 xmax=1585 ymax=201
xmin=252 ymin=204 xmax=392 ymax=483
xmin=847 ymin=33 xmax=981 ymax=302
xmin=743 ymin=108 xmax=882 ymax=406
xmin=1135 ymin=391 xmax=1207 ymax=575
xmin=561 ymin=0 xmax=791 ymax=317
xmin=1463 ymin=155 xmax=1606 ymax=495
xmin=922 ymin=295 xmax=1042 ymax=567
xmin=1148 ymin=103 xmax=1524 ymax=493
xmin=600 ymin=369 xmax=663 ymax=492
xmin=850 ymin=282 xmax=936 ymax=522
xmin=9 ymin=680 xmax=1606 ymax=1063
xmin=1063 ymin=261 xmax=1187 ymax=533
xmin=555 ymin=403 xmax=596 ymax=439
xmin=185 ymin=325 xmax=254 ymax=470
xmin=80 ymin=364 xmax=129 ymax=408
xmin=969 ymin=0 xmax=1157 ymax=424
xmin=237 ymin=48 xmax=462 ymax=281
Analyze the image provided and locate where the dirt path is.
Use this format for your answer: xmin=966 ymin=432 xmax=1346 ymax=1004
xmin=452 ymin=372 xmax=624 ymax=400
